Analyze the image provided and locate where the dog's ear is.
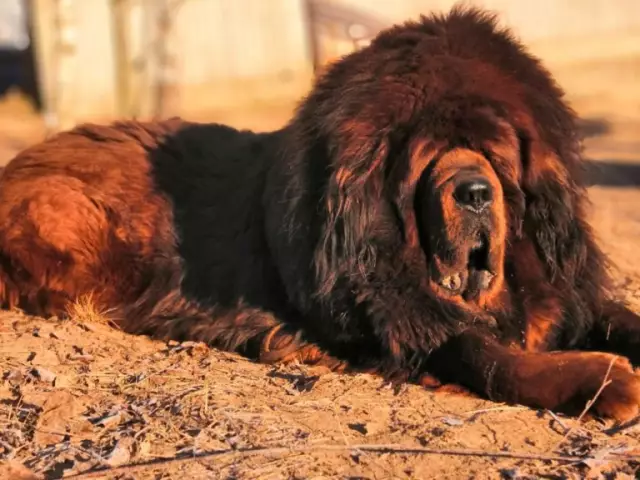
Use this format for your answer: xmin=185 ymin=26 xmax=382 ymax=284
xmin=314 ymin=121 xmax=390 ymax=297
xmin=519 ymin=132 xmax=600 ymax=283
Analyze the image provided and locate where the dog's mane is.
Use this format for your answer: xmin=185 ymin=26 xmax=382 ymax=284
xmin=271 ymin=5 xmax=612 ymax=353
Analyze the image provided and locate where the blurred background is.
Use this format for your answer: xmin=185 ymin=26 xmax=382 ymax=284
xmin=0 ymin=0 xmax=638 ymax=174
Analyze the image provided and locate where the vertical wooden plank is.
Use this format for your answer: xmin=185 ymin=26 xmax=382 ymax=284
xmin=170 ymin=0 xmax=314 ymax=115
xmin=110 ymin=0 xmax=131 ymax=118
xmin=29 ymin=0 xmax=57 ymax=130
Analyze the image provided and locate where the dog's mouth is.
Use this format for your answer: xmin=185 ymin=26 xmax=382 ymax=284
xmin=437 ymin=233 xmax=496 ymax=300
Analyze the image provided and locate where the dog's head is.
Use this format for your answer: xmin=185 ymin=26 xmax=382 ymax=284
xmin=287 ymin=7 xmax=596 ymax=313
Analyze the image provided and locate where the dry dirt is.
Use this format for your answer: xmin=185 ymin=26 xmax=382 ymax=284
xmin=1 ymin=47 xmax=640 ymax=479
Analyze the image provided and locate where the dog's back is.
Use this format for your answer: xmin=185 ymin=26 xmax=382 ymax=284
xmin=0 ymin=118 xmax=285 ymax=322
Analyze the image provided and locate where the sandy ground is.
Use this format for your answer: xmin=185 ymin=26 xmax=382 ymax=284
xmin=1 ymin=45 xmax=640 ymax=479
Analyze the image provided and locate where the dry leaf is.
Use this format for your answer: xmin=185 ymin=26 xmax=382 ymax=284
xmin=34 ymin=391 xmax=88 ymax=447
xmin=0 ymin=461 xmax=42 ymax=480
xmin=441 ymin=416 xmax=464 ymax=426
xmin=32 ymin=367 xmax=57 ymax=384
xmin=93 ymin=411 xmax=124 ymax=430
xmin=105 ymin=437 xmax=134 ymax=467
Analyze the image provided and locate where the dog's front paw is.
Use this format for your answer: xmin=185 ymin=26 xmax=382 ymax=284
xmin=519 ymin=352 xmax=640 ymax=422
xmin=584 ymin=354 xmax=640 ymax=422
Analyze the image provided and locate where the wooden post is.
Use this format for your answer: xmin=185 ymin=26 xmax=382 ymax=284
xmin=110 ymin=0 xmax=131 ymax=118
xmin=150 ymin=0 xmax=183 ymax=120
xmin=30 ymin=0 xmax=77 ymax=133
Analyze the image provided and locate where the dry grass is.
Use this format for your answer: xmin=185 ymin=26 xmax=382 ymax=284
xmin=62 ymin=296 xmax=120 ymax=333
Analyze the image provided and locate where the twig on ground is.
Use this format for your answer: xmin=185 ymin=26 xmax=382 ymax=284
xmin=553 ymin=356 xmax=616 ymax=451
xmin=0 ymin=438 xmax=14 ymax=458
xmin=70 ymin=444 xmax=110 ymax=468
xmin=603 ymin=415 xmax=640 ymax=436
xmin=64 ymin=442 xmax=640 ymax=479
xmin=546 ymin=410 xmax=570 ymax=434
xmin=462 ymin=405 xmax=528 ymax=419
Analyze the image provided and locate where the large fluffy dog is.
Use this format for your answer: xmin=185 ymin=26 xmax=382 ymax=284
xmin=2 ymin=6 xmax=640 ymax=420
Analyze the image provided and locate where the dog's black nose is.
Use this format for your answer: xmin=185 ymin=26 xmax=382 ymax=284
xmin=454 ymin=178 xmax=493 ymax=213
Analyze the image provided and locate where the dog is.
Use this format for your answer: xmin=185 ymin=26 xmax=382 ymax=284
xmin=1 ymin=6 xmax=640 ymax=421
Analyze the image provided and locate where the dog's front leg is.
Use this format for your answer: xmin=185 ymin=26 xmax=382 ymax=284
xmin=425 ymin=329 xmax=640 ymax=422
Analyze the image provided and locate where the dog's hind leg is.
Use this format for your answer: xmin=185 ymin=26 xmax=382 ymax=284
xmin=0 ymin=177 xmax=117 ymax=318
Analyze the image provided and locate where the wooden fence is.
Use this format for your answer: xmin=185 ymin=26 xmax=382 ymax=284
xmin=26 ymin=0 xmax=640 ymax=130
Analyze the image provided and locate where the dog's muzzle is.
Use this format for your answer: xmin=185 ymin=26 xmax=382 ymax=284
xmin=435 ymin=173 xmax=498 ymax=301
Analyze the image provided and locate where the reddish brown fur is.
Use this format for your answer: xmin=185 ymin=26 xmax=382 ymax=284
xmin=1 ymin=6 xmax=640 ymax=421
xmin=508 ymin=238 xmax=564 ymax=351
